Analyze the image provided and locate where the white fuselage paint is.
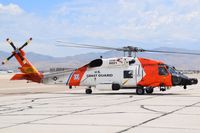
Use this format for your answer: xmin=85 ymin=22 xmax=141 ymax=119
xmin=80 ymin=57 xmax=145 ymax=87
xmin=42 ymin=57 xmax=146 ymax=88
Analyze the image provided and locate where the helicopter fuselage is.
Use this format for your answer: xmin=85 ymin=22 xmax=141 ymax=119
xmin=64 ymin=57 xmax=198 ymax=93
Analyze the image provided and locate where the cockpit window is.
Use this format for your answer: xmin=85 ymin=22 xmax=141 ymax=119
xmin=158 ymin=66 xmax=168 ymax=76
xmin=166 ymin=65 xmax=180 ymax=74
xmin=168 ymin=67 xmax=176 ymax=74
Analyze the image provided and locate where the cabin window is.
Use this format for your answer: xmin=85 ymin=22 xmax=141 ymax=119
xmin=124 ymin=70 xmax=133 ymax=78
xmin=129 ymin=59 xmax=135 ymax=65
xmin=158 ymin=66 xmax=168 ymax=76
xmin=88 ymin=59 xmax=103 ymax=68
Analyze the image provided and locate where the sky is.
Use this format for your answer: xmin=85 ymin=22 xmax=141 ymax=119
xmin=0 ymin=0 xmax=200 ymax=57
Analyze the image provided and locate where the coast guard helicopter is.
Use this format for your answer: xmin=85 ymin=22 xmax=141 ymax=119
xmin=1 ymin=38 xmax=199 ymax=95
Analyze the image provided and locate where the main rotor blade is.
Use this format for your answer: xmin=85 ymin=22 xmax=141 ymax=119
xmin=19 ymin=38 xmax=32 ymax=50
xmin=6 ymin=38 xmax=16 ymax=50
xmin=144 ymin=50 xmax=200 ymax=55
xmin=56 ymin=41 xmax=123 ymax=51
xmin=2 ymin=53 xmax=15 ymax=65
xmin=56 ymin=44 xmax=122 ymax=51
xmin=57 ymin=41 xmax=200 ymax=56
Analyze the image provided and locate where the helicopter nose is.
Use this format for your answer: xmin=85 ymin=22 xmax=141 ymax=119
xmin=172 ymin=75 xmax=198 ymax=86
xmin=183 ymin=78 xmax=198 ymax=86
xmin=189 ymin=78 xmax=198 ymax=85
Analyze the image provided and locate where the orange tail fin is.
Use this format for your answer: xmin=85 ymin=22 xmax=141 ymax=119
xmin=2 ymin=38 xmax=43 ymax=83
xmin=11 ymin=50 xmax=43 ymax=83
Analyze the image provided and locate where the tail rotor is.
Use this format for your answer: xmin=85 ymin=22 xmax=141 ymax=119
xmin=2 ymin=38 xmax=32 ymax=65
xmin=1 ymin=38 xmax=43 ymax=83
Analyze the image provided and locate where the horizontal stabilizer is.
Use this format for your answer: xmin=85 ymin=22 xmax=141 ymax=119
xmin=11 ymin=73 xmax=42 ymax=83
xmin=11 ymin=74 xmax=27 ymax=80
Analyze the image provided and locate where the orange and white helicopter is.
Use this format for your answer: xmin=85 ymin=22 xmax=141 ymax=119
xmin=1 ymin=38 xmax=199 ymax=95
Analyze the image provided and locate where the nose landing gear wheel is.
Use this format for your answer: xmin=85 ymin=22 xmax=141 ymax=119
xmin=85 ymin=89 xmax=92 ymax=94
xmin=136 ymin=88 xmax=145 ymax=95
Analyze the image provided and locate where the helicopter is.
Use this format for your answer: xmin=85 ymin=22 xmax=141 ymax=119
xmin=1 ymin=38 xmax=199 ymax=95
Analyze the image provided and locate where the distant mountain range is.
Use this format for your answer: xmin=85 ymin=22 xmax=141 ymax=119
xmin=0 ymin=47 xmax=200 ymax=71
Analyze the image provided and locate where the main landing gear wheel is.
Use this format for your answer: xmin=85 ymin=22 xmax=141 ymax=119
xmin=85 ymin=89 xmax=92 ymax=94
xmin=136 ymin=88 xmax=145 ymax=95
xmin=146 ymin=87 xmax=154 ymax=94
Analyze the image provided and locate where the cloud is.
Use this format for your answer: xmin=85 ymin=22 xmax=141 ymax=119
xmin=53 ymin=0 xmax=200 ymax=42
xmin=0 ymin=3 xmax=24 ymax=15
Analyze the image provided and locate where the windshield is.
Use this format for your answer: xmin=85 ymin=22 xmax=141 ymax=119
xmin=167 ymin=65 xmax=180 ymax=74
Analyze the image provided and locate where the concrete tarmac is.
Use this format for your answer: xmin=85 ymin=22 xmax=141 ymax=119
xmin=0 ymin=74 xmax=200 ymax=133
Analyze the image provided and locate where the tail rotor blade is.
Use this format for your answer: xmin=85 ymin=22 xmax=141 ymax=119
xmin=19 ymin=38 xmax=32 ymax=50
xmin=6 ymin=38 xmax=17 ymax=50
xmin=7 ymin=53 xmax=15 ymax=60
xmin=2 ymin=53 xmax=15 ymax=65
